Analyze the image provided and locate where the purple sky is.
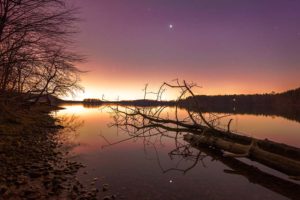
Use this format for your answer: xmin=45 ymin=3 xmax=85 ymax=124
xmin=70 ymin=0 xmax=300 ymax=100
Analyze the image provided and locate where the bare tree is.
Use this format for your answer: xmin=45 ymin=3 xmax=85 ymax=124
xmin=0 ymin=0 xmax=83 ymax=103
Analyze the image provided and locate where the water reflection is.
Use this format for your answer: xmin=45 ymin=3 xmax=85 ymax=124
xmin=190 ymin=144 xmax=300 ymax=200
xmin=180 ymin=98 xmax=300 ymax=123
xmin=55 ymin=104 xmax=300 ymax=200
xmin=55 ymin=114 xmax=85 ymax=155
xmin=106 ymin=104 xmax=300 ymax=199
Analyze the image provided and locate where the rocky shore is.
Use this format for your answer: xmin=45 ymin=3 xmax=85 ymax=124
xmin=0 ymin=105 xmax=101 ymax=200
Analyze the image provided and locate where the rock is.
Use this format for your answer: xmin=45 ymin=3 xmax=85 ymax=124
xmin=28 ymin=171 xmax=42 ymax=178
xmin=0 ymin=184 xmax=8 ymax=195
xmin=73 ymin=185 xmax=79 ymax=193
xmin=22 ymin=189 xmax=36 ymax=197
xmin=102 ymin=183 xmax=109 ymax=192
xmin=91 ymin=188 xmax=99 ymax=193
xmin=103 ymin=196 xmax=112 ymax=200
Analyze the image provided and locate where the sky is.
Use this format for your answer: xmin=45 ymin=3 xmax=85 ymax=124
xmin=69 ymin=0 xmax=300 ymax=100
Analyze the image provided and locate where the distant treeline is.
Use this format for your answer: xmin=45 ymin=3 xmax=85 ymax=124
xmin=63 ymin=99 xmax=175 ymax=107
xmin=62 ymin=87 xmax=300 ymax=122
xmin=115 ymin=99 xmax=175 ymax=107
xmin=179 ymin=87 xmax=300 ymax=122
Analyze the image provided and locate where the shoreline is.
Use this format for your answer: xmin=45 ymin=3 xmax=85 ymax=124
xmin=0 ymin=105 xmax=100 ymax=199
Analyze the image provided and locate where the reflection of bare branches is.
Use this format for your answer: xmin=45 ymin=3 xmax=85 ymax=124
xmin=162 ymin=144 xmax=207 ymax=174
xmin=57 ymin=115 xmax=84 ymax=135
xmin=100 ymin=112 xmax=207 ymax=174
xmin=55 ymin=114 xmax=84 ymax=152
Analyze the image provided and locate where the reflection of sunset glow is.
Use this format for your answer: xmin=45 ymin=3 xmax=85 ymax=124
xmin=55 ymin=105 xmax=144 ymax=154
xmin=58 ymin=105 xmax=86 ymax=114
xmin=55 ymin=105 xmax=300 ymax=156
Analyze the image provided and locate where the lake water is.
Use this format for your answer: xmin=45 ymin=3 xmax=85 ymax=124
xmin=54 ymin=104 xmax=300 ymax=200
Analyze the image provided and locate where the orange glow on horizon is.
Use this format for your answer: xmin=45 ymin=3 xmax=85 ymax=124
xmin=66 ymin=76 xmax=299 ymax=101
xmin=66 ymin=62 xmax=300 ymax=101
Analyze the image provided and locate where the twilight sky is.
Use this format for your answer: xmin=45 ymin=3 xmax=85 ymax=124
xmin=70 ymin=0 xmax=300 ymax=100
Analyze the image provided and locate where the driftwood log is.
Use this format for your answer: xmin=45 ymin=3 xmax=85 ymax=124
xmin=184 ymin=130 xmax=300 ymax=177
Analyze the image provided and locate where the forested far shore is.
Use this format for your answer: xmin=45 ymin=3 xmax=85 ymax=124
xmin=179 ymin=87 xmax=300 ymax=108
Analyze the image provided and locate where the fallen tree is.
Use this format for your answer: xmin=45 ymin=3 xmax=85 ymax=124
xmin=110 ymin=80 xmax=300 ymax=179
xmin=184 ymin=132 xmax=300 ymax=177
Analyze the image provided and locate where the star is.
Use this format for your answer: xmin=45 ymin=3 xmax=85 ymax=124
xmin=169 ymin=24 xmax=174 ymax=29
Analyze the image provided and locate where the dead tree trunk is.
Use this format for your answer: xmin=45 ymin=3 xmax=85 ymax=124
xmin=184 ymin=131 xmax=300 ymax=177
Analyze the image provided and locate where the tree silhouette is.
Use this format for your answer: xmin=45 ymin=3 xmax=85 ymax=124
xmin=0 ymin=0 xmax=83 ymax=103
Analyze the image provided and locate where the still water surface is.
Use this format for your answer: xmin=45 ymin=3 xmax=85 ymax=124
xmin=54 ymin=104 xmax=300 ymax=200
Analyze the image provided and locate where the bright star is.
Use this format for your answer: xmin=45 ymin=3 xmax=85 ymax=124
xmin=169 ymin=24 xmax=173 ymax=29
